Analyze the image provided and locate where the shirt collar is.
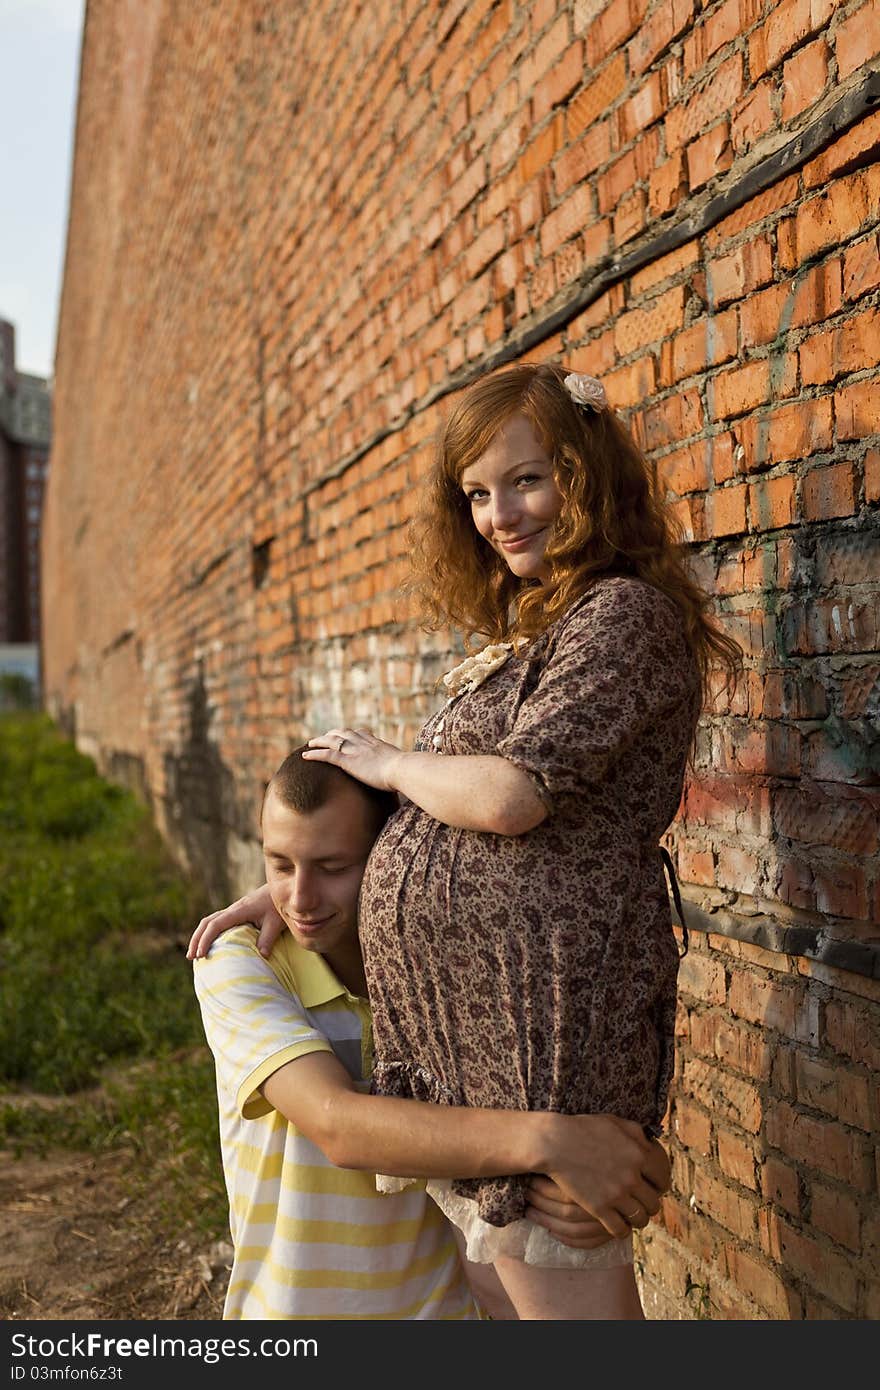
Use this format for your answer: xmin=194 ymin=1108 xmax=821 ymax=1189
xmin=284 ymin=936 xmax=354 ymax=1008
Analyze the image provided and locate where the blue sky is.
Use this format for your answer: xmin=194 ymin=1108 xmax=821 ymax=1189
xmin=0 ymin=0 xmax=86 ymax=379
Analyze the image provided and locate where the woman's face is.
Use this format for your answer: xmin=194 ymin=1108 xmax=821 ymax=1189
xmin=459 ymin=413 xmax=563 ymax=582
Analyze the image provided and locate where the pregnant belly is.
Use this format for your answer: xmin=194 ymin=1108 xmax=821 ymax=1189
xmin=358 ymin=809 xmax=618 ymax=1113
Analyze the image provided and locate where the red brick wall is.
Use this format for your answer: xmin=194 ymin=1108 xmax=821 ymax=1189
xmin=44 ymin=0 xmax=879 ymax=1316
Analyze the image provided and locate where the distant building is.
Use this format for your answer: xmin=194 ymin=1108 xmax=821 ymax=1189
xmin=0 ymin=318 xmax=51 ymax=646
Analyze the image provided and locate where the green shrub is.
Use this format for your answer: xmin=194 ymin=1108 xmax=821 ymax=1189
xmin=0 ymin=712 xmax=227 ymax=1246
xmin=0 ymin=713 xmax=207 ymax=1091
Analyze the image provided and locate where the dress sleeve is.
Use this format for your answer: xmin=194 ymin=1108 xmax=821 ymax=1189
xmin=496 ymin=579 xmax=698 ymax=805
xmin=193 ymin=926 xmax=333 ymax=1119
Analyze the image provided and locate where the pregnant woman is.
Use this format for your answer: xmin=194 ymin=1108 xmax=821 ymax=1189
xmin=191 ymin=362 xmax=740 ymax=1318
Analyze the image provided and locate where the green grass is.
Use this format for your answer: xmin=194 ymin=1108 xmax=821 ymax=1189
xmin=0 ymin=712 xmax=227 ymax=1237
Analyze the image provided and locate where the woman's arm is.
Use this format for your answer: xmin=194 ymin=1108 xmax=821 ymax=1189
xmin=303 ymin=727 xmax=546 ymax=835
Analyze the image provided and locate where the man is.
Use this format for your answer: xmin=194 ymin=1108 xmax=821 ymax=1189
xmin=192 ymin=748 xmax=670 ymax=1319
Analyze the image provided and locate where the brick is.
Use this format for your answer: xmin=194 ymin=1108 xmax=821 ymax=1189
xmin=601 ymin=355 xmax=658 ymax=409
xmin=783 ymin=597 xmax=879 ymax=657
xmin=835 ymin=661 xmax=880 ymax=718
xmin=685 ymin=774 xmax=772 ymax=837
xmin=540 ymin=183 xmax=593 ymax=257
xmin=553 ymin=121 xmax=613 ymax=195
xmin=804 ymin=111 xmax=880 ymax=191
xmin=649 ymin=150 xmax=689 ymax=215
xmin=657 ymin=439 xmax=713 ymax=495
xmin=717 ymin=717 xmax=800 ymax=783
xmin=795 ymin=172 xmax=879 ymax=264
xmin=666 ymin=54 xmax=744 ymax=151
xmin=615 ymin=286 xmax=687 ymax=357
xmin=683 ymin=1058 xmax=763 ymax=1133
xmin=800 ymin=308 xmax=880 ymax=384
xmin=676 ymin=838 xmax=716 ymax=885
xmin=710 ymin=360 xmax=770 ymax=419
xmin=585 ymin=0 xmax=651 ymax=66
xmin=835 ymin=0 xmax=880 ymax=79
xmin=629 ymin=0 xmax=695 ymax=75
xmin=796 ymin=1055 xmax=872 ymax=1129
xmin=515 ymin=113 xmax=564 ymax=185
xmin=716 ymin=843 xmax=760 ymax=896
xmin=677 ymin=950 xmax=727 ymax=1004
xmin=717 ymin=1126 xmax=758 ymax=1190
xmin=464 ymin=218 xmax=505 ymax=279
xmin=724 ymin=1247 xmax=801 ymax=1319
xmin=693 ymin=1169 xmax=758 ymax=1240
xmin=687 ymin=120 xmax=734 ymax=191
xmin=632 ymin=387 xmax=704 ymax=450
xmin=632 ymin=244 xmax=701 ymax=298
xmin=532 ymin=39 xmax=585 ymax=123
xmin=843 ymin=235 xmax=880 ymax=302
xmin=565 ymin=329 xmax=616 ymax=377
xmin=835 ymin=379 xmax=876 ymax=439
xmin=761 ymin=1156 xmax=801 ymax=1216
xmin=731 ymin=80 xmax=775 ymax=154
xmin=803 ymin=461 xmax=858 ymax=521
xmin=613 ymin=188 xmax=648 ymax=244
xmin=739 ymin=262 xmax=844 ymax=347
xmin=749 ymin=0 xmax=837 ymax=77
xmin=764 ymin=1212 xmax=860 ymax=1312
xmin=709 ymin=175 xmax=801 ymax=252
xmin=619 ymin=71 xmax=665 ymax=141
xmin=674 ymin=1097 xmax=713 ymax=1153
xmin=740 ymin=398 xmax=835 ymax=470
xmin=662 ymin=310 xmax=739 ymax=384
xmin=751 ymin=668 xmax=829 ymax=719
xmin=689 ymin=1009 xmax=719 ymax=1057
xmin=747 ymin=473 xmax=797 ymax=530
xmin=728 ymin=971 xmax=815 ymax=1044
xmin=707 ymin=237 xmax=774 ymax=308
xmin=867 ymin=450 xmax=878 ymax=505
xmin=824 ymin=998 xmax=880 ymax=1070
xmin=658 ymin=1193 xmax=719 ymax=1263
xmin=781 ymin=37 xmax=830 ymax=121
xmin=774 ymin=785 xmax=880 ymax=855
xmin=682 ymin=0 xmax=742 ymax=74
xmin=766 ymin=1101 xmax=874 ymax=1190
xmin=565 ymin=52 xmax=628 ymax=139
xmin=706 ymin=482 xmax=748 ymax=537
xmin=804 ymin=727 xmax=878 ymax=789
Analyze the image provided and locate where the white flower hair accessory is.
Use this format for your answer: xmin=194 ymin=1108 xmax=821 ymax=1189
xmin=563 ymin=372 xmax=608 ymax=414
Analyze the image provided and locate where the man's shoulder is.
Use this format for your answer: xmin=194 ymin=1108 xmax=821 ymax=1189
xmin=193 ymin=926 xmax=304 ymax=1003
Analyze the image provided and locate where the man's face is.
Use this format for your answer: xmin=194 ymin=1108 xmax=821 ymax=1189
xmin=261 ymin=783 xmax=378 ymax=959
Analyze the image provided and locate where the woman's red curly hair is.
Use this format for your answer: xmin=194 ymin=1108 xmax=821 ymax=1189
xmin=406 ymin=361 xmax=741 ymax=704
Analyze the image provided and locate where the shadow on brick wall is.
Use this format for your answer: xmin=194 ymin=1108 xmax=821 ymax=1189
xmin=163 ymin=665 xmax=237 ymax=908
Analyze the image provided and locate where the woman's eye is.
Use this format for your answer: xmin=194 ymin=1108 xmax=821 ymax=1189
xmin=516 ymin=474 xmax=538 ymax=487
xmin=465 ymin=489 xmax=487 ymax=502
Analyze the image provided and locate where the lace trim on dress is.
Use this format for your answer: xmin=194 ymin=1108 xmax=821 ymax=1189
xmin=425 ymin=1179 xmax=635 ymax=1269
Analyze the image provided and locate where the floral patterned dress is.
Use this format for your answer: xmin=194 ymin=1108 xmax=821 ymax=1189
xmin=358 ymin=577 xmax=702 ymax=1227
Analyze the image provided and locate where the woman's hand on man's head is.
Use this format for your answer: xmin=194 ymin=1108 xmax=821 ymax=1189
xmin=302 ymin=727 xmax=405 ymax=792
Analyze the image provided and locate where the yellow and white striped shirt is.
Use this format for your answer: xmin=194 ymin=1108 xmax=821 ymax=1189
xmin=194 ymin=926 xmax=478 ymax=1320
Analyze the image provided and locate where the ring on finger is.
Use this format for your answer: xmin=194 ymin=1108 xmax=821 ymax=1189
xmin=337 ymin=735 xmax=347 ymax=751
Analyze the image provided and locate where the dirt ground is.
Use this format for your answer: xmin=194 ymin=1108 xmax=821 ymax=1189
xmin=0 ymin=1145 xmax=231 ymax=1322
